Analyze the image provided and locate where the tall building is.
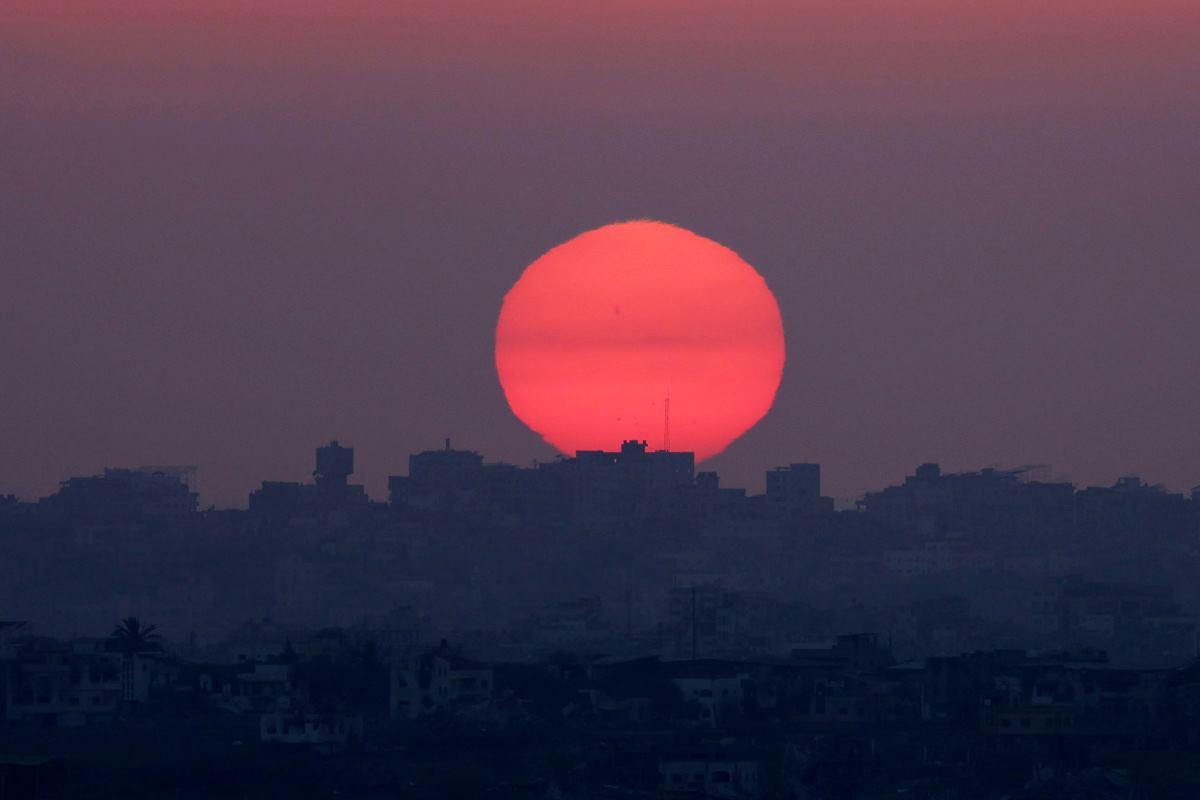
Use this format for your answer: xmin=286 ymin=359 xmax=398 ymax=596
xmin=573 ymin=440 xmax=695 ymax=519
xmin=765 ymin=463 xmax=823 ymax=514
xmin=388 ymin=439 xmax=697 ymax=522
xmin=388 ymin=439 xmax=485 ymax=511
xmin=314 ymin=441 xmax=354 ymax=489
xmin=406 ymin=439 xmax=484 ymax=494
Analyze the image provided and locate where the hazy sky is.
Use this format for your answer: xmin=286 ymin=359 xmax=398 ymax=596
xmin=3 ymin=1 xmax=1199 ymax=506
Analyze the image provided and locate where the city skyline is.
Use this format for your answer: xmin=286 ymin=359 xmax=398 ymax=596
xmin=4 ymin=1 xmax=1200 ymax=507
xmin=8 ymin=435 xmax=1197 ymax=512
xmin=5 ymin=3 xmax=1199 ymax=796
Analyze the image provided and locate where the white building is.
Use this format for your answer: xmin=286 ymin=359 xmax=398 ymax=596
xmin=659 ymin=757 xmax=760 ymax=797
xmin=260 ymin=711 xmax=362 ymax=747
xmin=390 ymin=646 xmax=493 ymax=719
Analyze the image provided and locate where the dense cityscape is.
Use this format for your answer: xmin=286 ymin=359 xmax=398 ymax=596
xmin=6 ymin=0 xmax=1196 ymax=796
xmin=2 ymin=440 xmax=1200 ymax=797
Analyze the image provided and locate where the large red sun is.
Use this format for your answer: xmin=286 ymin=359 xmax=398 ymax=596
xmin=495 ymin=220 xmax=785 ymax=461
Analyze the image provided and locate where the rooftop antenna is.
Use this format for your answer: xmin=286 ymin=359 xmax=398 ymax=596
xmin=663 ymin=393 xmax=671 ymax=452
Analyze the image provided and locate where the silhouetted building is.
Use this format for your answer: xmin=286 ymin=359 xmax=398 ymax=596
xmin=249 ymin=442 xmax=369 ymax=520
xmin=1075 ymin=475 xmax=1194 ymax=543
xmin=390 ymin=440 xmax=485 ymax=511
xmin=42 ymin=468 xmax=197 ymax=525
xmin=572 ymin=439 xmax=694 ymax=519
xmin=314 ymin=440 xmax=353 ymax=488
xmin=407 ymin=440 xmax=483 ymax=492
xmin=389 ymin=438 xmax=696 ymax=522
xmin=766 ymin=463 xmax=833 ymax=516
xmin=860 ymin=462 xmax=1074 ymax=545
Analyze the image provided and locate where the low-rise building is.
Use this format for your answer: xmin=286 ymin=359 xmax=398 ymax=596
xmin=660 ymin=754 xmax=761 ymax=798
xmin=390 ymin=642 xmax=494 ymax=719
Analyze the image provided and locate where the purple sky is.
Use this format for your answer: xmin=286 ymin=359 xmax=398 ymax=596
xmin=3 ymin=2 xmax=1199 ymax=506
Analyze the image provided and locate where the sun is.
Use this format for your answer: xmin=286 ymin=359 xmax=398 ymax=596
xmin=495 ymin=220 xmax=785 ymax=460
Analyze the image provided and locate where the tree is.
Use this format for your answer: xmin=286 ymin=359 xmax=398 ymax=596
xmin=109 ymin=616 xmax=162 ymax=654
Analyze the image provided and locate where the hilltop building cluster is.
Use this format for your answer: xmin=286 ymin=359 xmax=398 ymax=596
xmin=3 ymin=440 xmax=1200 ymax=795
xmin=1 ymin=439 xmax=1198 ymax=667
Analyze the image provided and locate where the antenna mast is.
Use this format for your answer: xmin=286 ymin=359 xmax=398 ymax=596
xmin=663 ymin=394 xmax=671 ymax=451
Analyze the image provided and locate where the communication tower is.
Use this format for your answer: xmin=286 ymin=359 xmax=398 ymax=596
xmin=663 ymin=394 xmax=671 ymax=452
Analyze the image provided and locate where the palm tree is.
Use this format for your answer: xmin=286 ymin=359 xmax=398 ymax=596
xmin=109 ymin=616 xmax=162 ymax=655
